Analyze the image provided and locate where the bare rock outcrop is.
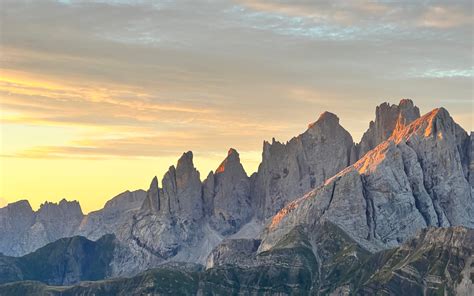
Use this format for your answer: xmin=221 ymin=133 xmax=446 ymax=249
xmin=157 ymin=151 xmax=203 ymax=220
xmin=252 ymin=111 xmax=354 ymax=219
xmin=203 ymin=148 xmax=252 ymax=235
xmin=35 ymin=199 xmax=83 ymax=243
xmin=0 ymin=199 xmax=83 ymax=256
xmin=119 ymin=151 xmax=213 ymax=273
xmin=260 ymin=108 xmax=473 ymax=254
xmin=78 ymin=189 xmax=146 ymax=240
xmin=205 ymin=238 xmax=260 ymax=269
xmin=357 ymin=99 xmax=420 ymax=159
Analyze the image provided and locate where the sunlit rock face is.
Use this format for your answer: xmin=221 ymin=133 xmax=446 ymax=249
xmin=252 ymin=111 xmax=354 ymax=219
xmin=0 ymin=199 xmax=83 ymax=256
xmin=357 ymin=99 xmax=420 ymax=159
xmin=390 ymin=108 xmax=473 ymax=227
xmin=260 ymin=108 xmax=473 ymax=253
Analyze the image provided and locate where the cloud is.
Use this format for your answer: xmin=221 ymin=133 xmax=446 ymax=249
xmin=408 ymin=68 xmax=474 ymax=78
xmin=238 ymin=1 xmax=473 ymax=32
xmin=418 ymin=5 xmax=473 ymax=28
xmin=0 ymin=0 xmax=472 ymax=163
xmin=238 ymin=0 xmax=391 ymax=25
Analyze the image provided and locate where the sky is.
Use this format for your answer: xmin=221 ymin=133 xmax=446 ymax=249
xmin=0 ymin=0 xmax=472 ymax=213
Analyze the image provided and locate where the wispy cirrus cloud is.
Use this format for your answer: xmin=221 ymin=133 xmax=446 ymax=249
xmin=418 ymin=5 xmax=473 ymax=28
xmin=237 ymin=0 xmax=473 ymax=29
xmin=237 ymin=0 xmax=391 ymax=26
xmin=0 ymin=69 xmax=296 ymax=160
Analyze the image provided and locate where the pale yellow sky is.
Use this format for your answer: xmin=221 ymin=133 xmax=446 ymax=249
xmin=0 ymin=0 xmax=472 ymax=213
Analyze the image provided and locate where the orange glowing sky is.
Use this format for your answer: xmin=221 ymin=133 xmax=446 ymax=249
xmin=0 ymin=0 xmax=472 ymax=213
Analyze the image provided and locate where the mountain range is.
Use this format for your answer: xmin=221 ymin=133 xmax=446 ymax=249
xmin=0 ymin=99 xmax=472 ymax=295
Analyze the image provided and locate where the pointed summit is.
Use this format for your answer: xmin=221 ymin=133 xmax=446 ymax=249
xmin=316 ymin=111 xmax=339 ymax=124
xmin=177 ymin=151 xmax=194 ymax=173
xmin=358 ymin=99 xmax=420 ymax=158
xmin=216 ymin=148 xmax=242 ymax=174
xmin=308 ymin=111 xmax=340 ymax=129
xmin=38 ymin=199 xmax=83 ymax=219
xmin=391 ymin=107 xmax=460 ymax=142
xmin=254 ymin=109 xmax=354 ymax=219
xmin=140 ymin=176 xmax=160 ymax=212
xmin=159 ymin=151 xmax=203 ymax=220
xmin=227 ymin=147 xmax=239 ymax=157
xmin=208 ymin=148 xmax=251 ymax=235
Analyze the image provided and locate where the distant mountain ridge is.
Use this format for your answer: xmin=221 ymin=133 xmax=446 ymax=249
xmin=0 ymin=235 xmax=116 ymax=285
xmin=0 ymin=99 xmax=472 ymax=287
xmin=0 ymin=190 xmax=146 ymax=256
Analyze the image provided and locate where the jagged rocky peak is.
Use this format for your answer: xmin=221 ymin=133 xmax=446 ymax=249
xmin=215 ymin=148 xmax=241 ymax=174
xmin=158 ymin=151 xmax=203 ymax=220
xmin=36 ymin=199 xmax=84 ymax=241
xmin=37 ymin=198 xmax=83 ymax=219
xmin=260 ymin=106 xmax=473 ymax=254
xmin=309 ymin=111 xmax=340 ymax=128
xmin=391 ymin=107 xmax=462 ymax=142
xmin=204 ymin=148 xmax=252 ymax=235
xmin=176 ymin=151 xmax=196 ymax=180
xmin=140 ymin=176 xmax=160 ymax=213
xmin=0 ymin=198 xmax=86 ymax=257
xmin=358 ymin=99 xmax=420 ymax=158
xmin=126 ymin=151 xmax=211 ymax=266
xmin=202 ymin=171 xmax=215 ymax=216
xmin=253 ymin=111 xmax=354 ymax=219
xmin=397 ymin=98 xmax=420 ymax=122
xmin=305 ymin=112 xmax=345 ymax=140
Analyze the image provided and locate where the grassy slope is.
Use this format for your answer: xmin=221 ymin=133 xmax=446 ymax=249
xmin=0 ymin=227 xmax=471 ymax=296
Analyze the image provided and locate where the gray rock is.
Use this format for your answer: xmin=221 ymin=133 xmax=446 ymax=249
xmin=205 ymin=148 xmax=252 ymax=235
xmin=260 ymin=108 xmax=473 ymax=254
xmin=0 ymin=199 xmax=83 ymax=257
xmin=0 ymin=200 xmax=36 ymax=256
xmin=140 ymin=177 xmax=159 ymax=213
xmin=205 ymin=238 xmax=261 ymax=269
xmin=391 ymin=108 xmax=473 ymax=227
xmin=157 ymin=151 xmax=203 ymax=220
xmin=35 ymin=199 xmax=83 ymax=243
xmin=119 ymin=152 xmax=211 ymax=272
xmin=78 ymin=189 xmax=146 ymax=240
xmin=357 ymin=99 xmax=420 ymax=159
xmin=252 ymin=111 xmax=354 ymax=219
